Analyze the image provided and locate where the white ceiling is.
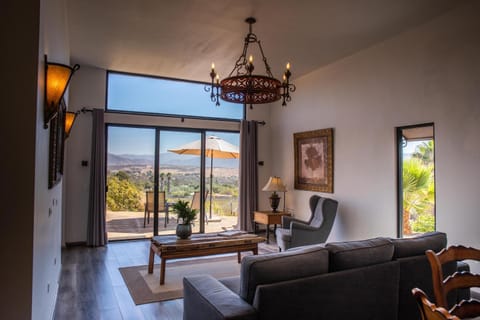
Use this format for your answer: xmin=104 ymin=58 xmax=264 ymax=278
xmin=66 ymin=0 xmax=466 ymax=83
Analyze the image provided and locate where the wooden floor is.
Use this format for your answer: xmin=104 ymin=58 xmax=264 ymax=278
xmin=54 ymin=235 xmax=278 ymax=320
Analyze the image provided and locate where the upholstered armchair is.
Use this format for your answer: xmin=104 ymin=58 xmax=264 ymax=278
xmin=275 ymin=195 xmax=338 ymax=251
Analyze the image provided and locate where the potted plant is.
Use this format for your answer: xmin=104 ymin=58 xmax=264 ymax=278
xmin=172 ymin=200 xmax=197 ymax=239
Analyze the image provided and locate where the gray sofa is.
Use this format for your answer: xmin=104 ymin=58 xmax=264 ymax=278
xmin=183 ymin=232 xmax=466 ymax=320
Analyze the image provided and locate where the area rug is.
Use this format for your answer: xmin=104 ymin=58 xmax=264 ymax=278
xmin=119 ymin=255 xmax=241 ymax=304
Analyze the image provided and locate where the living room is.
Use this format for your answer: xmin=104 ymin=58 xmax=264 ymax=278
xmin=2 ymin=0 xmax=479 ymax=319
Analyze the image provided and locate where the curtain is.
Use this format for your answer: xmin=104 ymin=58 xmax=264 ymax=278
xmin=238 ymin=120 xmax=258 ymax=232
xmin=87 ymin=109 xmax=107 ymax=246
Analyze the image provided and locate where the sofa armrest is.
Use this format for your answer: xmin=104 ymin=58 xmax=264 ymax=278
xmin=281 ymin=216 xmax=306 ymax=228
xmin=183 ymin=275 xmax=257 ymax=320
xmin=291 ymin=221 xmax=317 ymax=231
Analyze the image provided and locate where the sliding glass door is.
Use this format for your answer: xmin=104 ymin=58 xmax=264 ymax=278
xmin=106 ymin=125 xmax=239 ymax=240
xmin=159 ymin=130 xmax=203 ymax=234
xmin=106 ymin=126 xmax=156 ymax=240
xmin=204 ymin=131 xmax=240 ymax=233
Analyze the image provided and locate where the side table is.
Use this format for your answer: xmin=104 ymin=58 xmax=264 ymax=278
xmin=253 ymin=211 xmax=291 ymax=244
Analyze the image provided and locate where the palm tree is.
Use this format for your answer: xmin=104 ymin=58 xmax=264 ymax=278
xmin=167 ymin=172 xmax=172 ymax=193
xmin=412 ymin=140 xmax=434 ymax=165
xmin=159 ymin=172 xmax=165 ymax=191
xmin=402 ymin=158 xmax=434 ymax=235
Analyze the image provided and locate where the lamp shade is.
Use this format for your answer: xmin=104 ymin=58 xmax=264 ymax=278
xmin=262 ymin=176 xmax=287 ymax=192
xmin=64 ymin=111 xmax=77 ymax=138
xmin=44 ymin=57 xmax=80 ymax=128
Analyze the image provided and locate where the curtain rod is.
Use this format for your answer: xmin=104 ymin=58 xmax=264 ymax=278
xmin=78 ymin=107 xmax=93 ymax=113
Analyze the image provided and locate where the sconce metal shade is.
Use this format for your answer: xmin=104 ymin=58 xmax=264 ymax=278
xmin=44 ymin=56 xmax=80 ymax=128
xmin=64 ymin=111 xmax=77 ymax=138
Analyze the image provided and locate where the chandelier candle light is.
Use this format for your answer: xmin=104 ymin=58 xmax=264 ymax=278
xmin=207 ymin=17 xmax=295 ymax=109
xmin=262 ymin=176 xmax=287 ymax=212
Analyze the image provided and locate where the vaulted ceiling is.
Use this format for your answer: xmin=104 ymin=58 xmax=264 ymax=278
xmin=67 ymin=0 xmax=466 ymax=83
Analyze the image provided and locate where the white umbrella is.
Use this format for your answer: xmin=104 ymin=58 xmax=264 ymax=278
xmin=168 ymin=136 xmax=239 ymax=218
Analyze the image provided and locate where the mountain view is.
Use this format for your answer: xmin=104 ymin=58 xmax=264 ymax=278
xmin=107 ymin=153 xmax=239 ymax=168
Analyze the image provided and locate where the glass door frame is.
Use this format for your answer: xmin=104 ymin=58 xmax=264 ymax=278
xmin=105 ymin=123 xmax=239 ymax=237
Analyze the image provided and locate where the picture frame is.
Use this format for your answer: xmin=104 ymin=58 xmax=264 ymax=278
xmin=48 ymin=98 xmax=66 ymax=189
xmin=294 ymin=128 xmax=334 ymax=193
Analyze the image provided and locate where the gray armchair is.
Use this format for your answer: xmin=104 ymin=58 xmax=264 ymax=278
xmin=275 ymin=195 xmax=338 ymax=251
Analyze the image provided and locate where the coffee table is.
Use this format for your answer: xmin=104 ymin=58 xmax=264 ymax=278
xmin=148 ymin=233 xmax=265 ymax=285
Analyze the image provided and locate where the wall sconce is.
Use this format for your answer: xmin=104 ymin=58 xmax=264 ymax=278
xmin=64 ymin=111 xmax=77 ymax=139
xmin=44 ymin=55 xmax=80 ymax=128
xmin=64 ymin=107 xmax=92 ymax=139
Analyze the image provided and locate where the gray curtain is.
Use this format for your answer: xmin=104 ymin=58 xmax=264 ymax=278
xmin=87 ymin=109 xmax=107 ymax=246
xmin=238 ymin=120 xmax=258 ymax=232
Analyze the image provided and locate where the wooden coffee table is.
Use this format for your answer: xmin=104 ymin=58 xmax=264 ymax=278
xmin=148 ymin=233 xmax=265 ymax=285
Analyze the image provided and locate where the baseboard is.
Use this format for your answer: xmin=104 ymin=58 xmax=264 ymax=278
xmin=65 ymin=241 xmax=87 ymax=247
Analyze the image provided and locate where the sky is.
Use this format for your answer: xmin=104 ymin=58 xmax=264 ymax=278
xmin=107 ymin=72 xmax=243 ymax=119
xmin=403 ymin=140 xmax=428 ymax=158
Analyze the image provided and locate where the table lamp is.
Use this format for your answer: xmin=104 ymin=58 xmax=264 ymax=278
xmin=262 ymin=176 xmax=287 ymax=212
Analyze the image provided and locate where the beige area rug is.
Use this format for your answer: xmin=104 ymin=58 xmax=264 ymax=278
xmin=119 ymin=255 xmax=241 ymax=305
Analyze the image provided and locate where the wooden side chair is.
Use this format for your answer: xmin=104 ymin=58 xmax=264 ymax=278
xmin=144 ymin=191 xmax=169 ymax=228
xmin=412 ymin=288 xmax=461 ymax=320
xmin=426 ymin=245 xmax=480 ymax=319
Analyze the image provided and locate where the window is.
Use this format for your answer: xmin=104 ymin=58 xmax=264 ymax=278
xmin=107 ymin=71 xmax=244 ymax=120
xmin=396 ymin=123 xmax=436 ymax=238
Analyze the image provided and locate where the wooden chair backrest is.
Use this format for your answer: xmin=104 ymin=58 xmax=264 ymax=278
xmin=145 ymin=191 xmax=166 ymax=212
xmin=426 ymin=245 xmax=480 ymax=319
xmin=412 ymin=288 xmax=460 ymax=320
xmin=191 ymin=191 xmax=208 ymax=211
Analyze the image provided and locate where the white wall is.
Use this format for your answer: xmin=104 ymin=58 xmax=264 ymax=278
xmin=65 ymin=66 xmax=272 ymax=243
xmin=64 ymin=66 xmax=104 ymax=243
xmin=32 ymin=0 xmax=71 ymax=318
xmin=271 ymin=0 xmax=480 ymax=261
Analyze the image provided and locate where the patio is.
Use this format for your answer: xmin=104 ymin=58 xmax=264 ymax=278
xmin=106 ymin=210 xmax=238 ymax=241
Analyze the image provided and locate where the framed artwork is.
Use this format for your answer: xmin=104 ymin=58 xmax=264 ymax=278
xmin=294 ymin=128 xmax=334 ymax=193
xmin=48 ymin=99 xmax=66 ymax=189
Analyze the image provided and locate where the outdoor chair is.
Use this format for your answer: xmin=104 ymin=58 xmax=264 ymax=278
xmin=144 ymin=191 xmax=169 ymax=228
xmin=183 ymin=191 xmax=208 ymax=224
xmin=275 ymin=195 xmax=338 ymax=251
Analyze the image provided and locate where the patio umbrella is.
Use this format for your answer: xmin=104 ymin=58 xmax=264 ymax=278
xmin=168 ymin=135 xmax=239 ymax=219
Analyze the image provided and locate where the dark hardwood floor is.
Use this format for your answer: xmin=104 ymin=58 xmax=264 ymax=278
xmin=54 ymin=235 xmax=278 ymax=320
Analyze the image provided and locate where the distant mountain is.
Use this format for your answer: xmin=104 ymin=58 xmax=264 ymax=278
xmin=108 ymin=153 xmax=238 ymax=168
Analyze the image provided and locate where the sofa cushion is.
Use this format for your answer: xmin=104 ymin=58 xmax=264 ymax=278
xmin=391 ymin=231 xmax=446 ymax=258
xmin=218 ymin=276 xmax=240 ymax=295
xmin=253 ymin=261 xmax=400 ymax=320
xmin=239 ymin=244 xmax=328 ymax=304
xmin=326 ymin=237 xmax=394 ymax=271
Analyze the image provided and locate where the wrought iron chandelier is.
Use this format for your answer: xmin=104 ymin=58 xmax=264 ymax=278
xmin=206 ymin=17 xmax=295 ymax=109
